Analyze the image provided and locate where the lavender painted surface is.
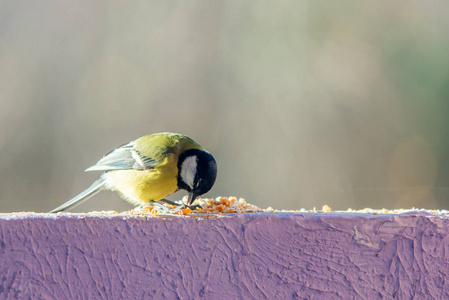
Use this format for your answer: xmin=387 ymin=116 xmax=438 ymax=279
xmin=1 ymin=212 xmax=449 ymax=299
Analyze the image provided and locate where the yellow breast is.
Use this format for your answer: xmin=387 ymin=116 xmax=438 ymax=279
xmin=103 ymin=154 xmax=179 ymax=206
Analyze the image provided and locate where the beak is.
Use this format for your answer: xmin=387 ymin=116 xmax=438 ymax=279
xmin=187 ymin=191 xmax=197 ymax=206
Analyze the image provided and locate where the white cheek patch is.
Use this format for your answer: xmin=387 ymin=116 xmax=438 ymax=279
xmin=180 ymin=156 xmax=198 ymax=189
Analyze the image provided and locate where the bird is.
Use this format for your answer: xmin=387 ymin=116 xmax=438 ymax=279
xmin=49 ymin=132 xmax=217 ymax=213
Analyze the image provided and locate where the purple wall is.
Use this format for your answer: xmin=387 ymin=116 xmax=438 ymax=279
xmin=1 ymin=212 xmax=449 ymax=299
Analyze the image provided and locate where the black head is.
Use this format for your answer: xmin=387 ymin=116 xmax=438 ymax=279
xmin=177 ymin=148 xmax=217 ymax=205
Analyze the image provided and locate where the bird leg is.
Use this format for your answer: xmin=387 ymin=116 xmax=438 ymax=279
xmin=156 ymin=198 xmax=202 ymax=210
xmin=156 ymin=198 xmax=181 ymax=206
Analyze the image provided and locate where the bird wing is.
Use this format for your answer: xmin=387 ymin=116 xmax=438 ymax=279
xmin=84 ymin=133 xmax=203 ymax=172
xmin=85 ymin=141 xmax=158 ymax=172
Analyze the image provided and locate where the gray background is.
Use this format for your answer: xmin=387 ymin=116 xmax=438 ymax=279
xmin=1 ymin=1 xmax=449 ymax=212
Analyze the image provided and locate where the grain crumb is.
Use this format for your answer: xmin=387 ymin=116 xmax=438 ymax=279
xmin=322 ymin=204 xmax=332 ymax=212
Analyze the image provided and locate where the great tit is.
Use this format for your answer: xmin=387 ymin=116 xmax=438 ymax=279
xmin=50 ymin=132 xmax=217 ymax=213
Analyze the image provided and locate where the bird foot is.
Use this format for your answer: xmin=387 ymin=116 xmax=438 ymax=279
xmin=185 ymin=204 xmax=202 ymax=210
xmin=156 ymin=199 xmax=202 ymax=210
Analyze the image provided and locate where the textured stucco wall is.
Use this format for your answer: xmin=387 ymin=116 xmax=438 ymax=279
xmin=1 ymin=212 xmax=449 ymax=299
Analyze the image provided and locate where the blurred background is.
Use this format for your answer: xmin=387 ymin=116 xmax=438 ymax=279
xmin=1 ymin=1 xmax=449 ymax=212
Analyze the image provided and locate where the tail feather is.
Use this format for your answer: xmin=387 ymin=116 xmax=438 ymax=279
xmin=49 ymin=177 xmax=106 ymax=213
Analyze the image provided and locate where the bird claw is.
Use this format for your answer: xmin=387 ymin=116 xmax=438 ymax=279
xmin=176 ymin=204 xmax=202 ymax=212
xmin=149 ymin=202 xmax=171 ymax=214
xmin=187 ymin=204 xmax=202 ymax=210
xmin=150 ymin=199 xmax=202 ymax=214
